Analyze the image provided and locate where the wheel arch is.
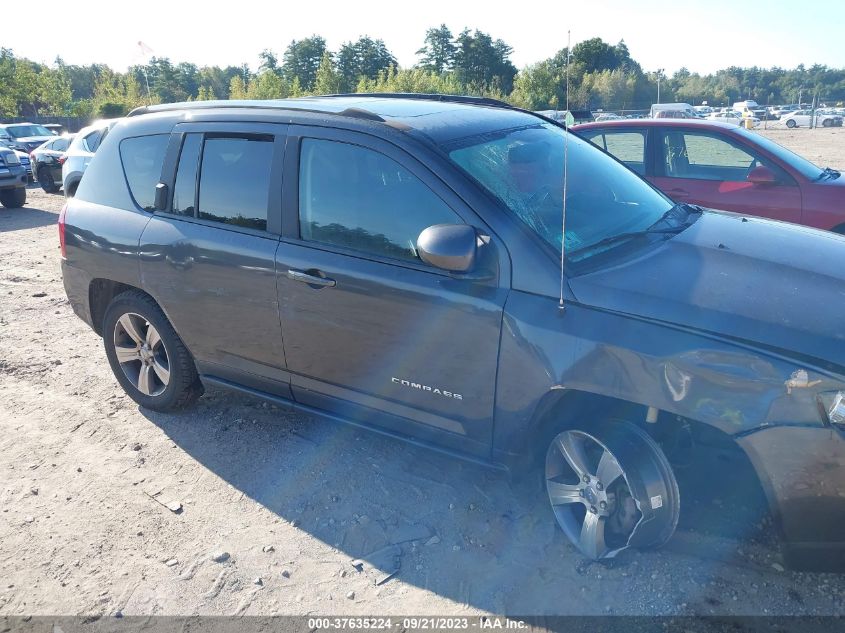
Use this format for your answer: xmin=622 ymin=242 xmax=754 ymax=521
xmin=88 ymin=279 xmax=146 ymax=336
xmin=520 ymin=386 xmax=774 ymax=536
xmin=64 ymin=174 xmax=82 ymax=197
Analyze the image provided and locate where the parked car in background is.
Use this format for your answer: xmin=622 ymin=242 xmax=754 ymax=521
xmin=0 ymin=144 xmax=27 ymax=208
xmin=650 ymin=102 xmax=696 ymax=118
xmin=594 ymin=113 xmax=625 ymax=122
xmin=781 ymin=109 xmax=843 ymax=128
xmin=0 ymin=139 xmax=33 ymax=179
xmin=693 ymin=105 xmax=713 ymax=116
xmin=771 ymin=104 xmax=800 ymax=117
xmin=0 ymin=123 xmax=57 ymax=154
xmin=43 ymin=123 xmax=67 ymax=136
xmin=573 ymin=118 xmax=845 ymax=232
xmin=31 ymin=135 xmax=75 ymax=193
xmin=654 ymin=110 xmax=697 ymax=119
xmin=706 ymin=110 xmax=760 ymax=127
xmin=58 ymin=95 xmax=845 ymax=571
xmin=62 ymin=119 xmax=120 ymax=197
xmin=732 ymin=100 xmax=768 ymax=119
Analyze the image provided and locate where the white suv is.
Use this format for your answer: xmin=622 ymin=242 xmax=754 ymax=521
xmin=62 ymin=118 xmax=120 ymax=197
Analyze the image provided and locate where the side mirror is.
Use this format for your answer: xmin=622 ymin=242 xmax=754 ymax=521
xmin=154 ymin=182 xmax=169 ymax=211
xmin=748 ymin=165 xmax=778 ymax=185
xmin=417 ymin=224 xmax=477 ymax=273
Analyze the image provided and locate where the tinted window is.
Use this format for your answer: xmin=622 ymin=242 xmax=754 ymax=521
xmin=119 ymin=134 xmax=169 ymax=211
xmin=53 ymin=138 xmax=69 ymax=152
xmin=172 ymin=134 xmax=202 ymax=217
xmin=83 ymin=129 xmax=103 ymax=152
xmin=197 ymin=135 xmax=273 ymax=231
xmin=299 ymin=138 xmax=461 ymax=263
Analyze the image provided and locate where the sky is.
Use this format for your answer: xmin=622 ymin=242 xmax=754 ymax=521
xmin=8 ymin=0 xmax=844 ymax=75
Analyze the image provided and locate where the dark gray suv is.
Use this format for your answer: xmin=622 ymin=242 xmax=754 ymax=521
xmin=59 ymin=95 xmax=845 ymax=571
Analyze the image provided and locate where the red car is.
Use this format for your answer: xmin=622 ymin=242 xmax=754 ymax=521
xmin=573 ymin=119 xmax=845 ymax=233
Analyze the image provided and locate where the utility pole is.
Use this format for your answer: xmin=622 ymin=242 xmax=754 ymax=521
xmin=656 ymin=68 xmax=664 ymax=104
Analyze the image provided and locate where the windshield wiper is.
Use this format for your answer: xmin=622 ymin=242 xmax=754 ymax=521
xmin=816 ymin=167 xmax=841 ymax=181
xmin=571 ymin=225 xmax=686 ymax=259
xmin=570 ymin=204 xmax=699 ymax=261
xmin=647 ymin=203 xmax=701 ymax=230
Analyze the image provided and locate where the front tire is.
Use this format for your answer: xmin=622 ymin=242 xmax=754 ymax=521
xmin=103 ymin=290 xmax=203 ymax=411
xmin=544 ymin=420 xmax=680 ymax=560
xmin=786 ymin=119 xmax=797 ymax=129
xmin=0 ymin=187 xmax=26 ymax=208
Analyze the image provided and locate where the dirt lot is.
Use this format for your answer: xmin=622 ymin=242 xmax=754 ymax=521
xmin=1 ymin=128 xmax=844 ymax=618
xmin=758 ymin=125 xmax=845 ymax=171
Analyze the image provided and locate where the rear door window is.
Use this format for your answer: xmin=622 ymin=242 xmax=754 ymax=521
xmin=83 ymin=129 xmax=103 ymax=152
xmin=171 ymin=134 xmax=202 ymax=217
xmin=582 ymin=130 xmax=647 ymax=175
xmin=196 ymin=135 xmax=274 ymax=231
xmin=119 ymin=134 xmax=170 ymax=211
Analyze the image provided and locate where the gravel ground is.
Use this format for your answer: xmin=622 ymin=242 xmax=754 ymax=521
xmin=1 ymin=130 xmax=844 ymax=617
xmin=758 ymin=125 xmax=845 ymax=171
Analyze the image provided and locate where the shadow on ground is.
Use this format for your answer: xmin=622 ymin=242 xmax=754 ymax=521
xmin=0 ymin=195 xmax=61 ymax=233
xmin=141 ymin=387 xmax=782 ymax=614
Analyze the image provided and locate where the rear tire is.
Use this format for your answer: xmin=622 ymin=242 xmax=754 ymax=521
xmin=822 ymin=119 xmax=832 ymax=128
xmin=786 ymin=119 xmax=797 ymax=129
xmin=102 ymin=290 xmax=203 ymax=411
xmin=0 ymin=187 xmax=26 ymax=208
xmin=38 ymin=166 xmax=60 ymax=193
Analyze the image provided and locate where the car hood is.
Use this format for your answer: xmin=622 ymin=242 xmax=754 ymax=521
xmin=569 ymin=211 xmax=845 ymax=370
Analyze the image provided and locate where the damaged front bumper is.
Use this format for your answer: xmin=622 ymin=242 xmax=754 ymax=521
xmin=738 ymin=424 xmax=845 ymax=571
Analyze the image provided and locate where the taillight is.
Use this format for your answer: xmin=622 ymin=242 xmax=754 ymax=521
xmin=58 ymin=155 xmax=66 ymax=165
xmin=58 ymin=202 xmax=67 ymax=258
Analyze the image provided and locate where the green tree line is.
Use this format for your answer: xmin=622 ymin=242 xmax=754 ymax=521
xmin=2 ymin=28 xmax=844 ymax=119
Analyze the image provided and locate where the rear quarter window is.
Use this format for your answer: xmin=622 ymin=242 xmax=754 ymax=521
xmin=119 ymin=135 xmax=169 ymax=211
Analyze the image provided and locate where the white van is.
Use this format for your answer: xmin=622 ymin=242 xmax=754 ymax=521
xmin=650 ymin=103 xmax=696 ymax=118
xmin=732 ymin=100 xmax=767 ymax=119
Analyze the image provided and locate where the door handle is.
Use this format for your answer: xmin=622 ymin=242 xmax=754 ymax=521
xmin=668 ymin=188 xmax=691 ymax=198
xmin=287 ymin=269 xmax=336 ymax=288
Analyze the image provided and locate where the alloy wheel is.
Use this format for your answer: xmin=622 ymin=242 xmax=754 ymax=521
xmin=112 ymin=312 xmax=170 ymax=397
xmin=545 ymin=429 xmax=643 ymax=559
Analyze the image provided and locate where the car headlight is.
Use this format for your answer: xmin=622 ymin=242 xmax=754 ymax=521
xmin=3 ymin=152 xmax=20 ymax=165
xmin=818 ymin=391 xmax=845 ymax=426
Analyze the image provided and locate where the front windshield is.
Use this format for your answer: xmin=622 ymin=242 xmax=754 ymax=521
xmin=733 ymin=127 xmax=826 ymax=180
xmin=445 ymin=122 xmax=674 ymax=258
xmin=7 ymin=124 xmax=53 ymax=138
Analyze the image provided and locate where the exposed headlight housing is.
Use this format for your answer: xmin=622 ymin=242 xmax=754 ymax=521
xmin=3 ymin=152 xmax=20 ymax=165
xmin=818 ymin=391 xmax=845 ymax=427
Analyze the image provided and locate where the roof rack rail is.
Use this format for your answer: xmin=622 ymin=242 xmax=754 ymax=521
xmin=125 ymin=94 xmax=566 ymax=129
xmin=127 ymin=100 xmax=299 ymax=117
xmin=127 ymin=99 xmax=386 ymax=122
xmin=320 ymin=93 xmax=568 ymax=128
xmin=319 ymin=92 xmax=515 ymax=109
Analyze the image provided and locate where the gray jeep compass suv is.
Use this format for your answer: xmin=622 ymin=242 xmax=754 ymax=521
xmin=59 ymin=95 xmax=845 ymax=571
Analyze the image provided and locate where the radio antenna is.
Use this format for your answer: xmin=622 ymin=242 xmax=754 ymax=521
xmin=559 ymin=29 xmax=571 ymax=312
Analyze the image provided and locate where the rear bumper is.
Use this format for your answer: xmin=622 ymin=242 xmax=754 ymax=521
xmin=61 ymin=259 xmax=94 ymax=330
xmin=737 ymin=424 xmax=845 ymax=571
